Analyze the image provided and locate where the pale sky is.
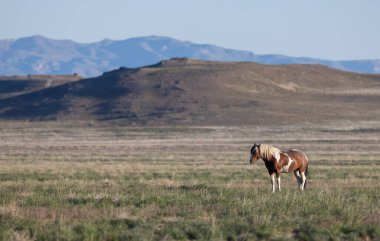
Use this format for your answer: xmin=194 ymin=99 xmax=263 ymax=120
xmin=0 ymin=0 xmax=379 ymax=60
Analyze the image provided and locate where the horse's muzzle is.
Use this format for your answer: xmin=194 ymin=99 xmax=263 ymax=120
xmin=249 ymin=154 xmax=259 ymax=164
xmin=249 ymin=154 xmax=255 ymax=164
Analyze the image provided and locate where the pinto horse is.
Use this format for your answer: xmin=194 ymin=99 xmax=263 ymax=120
xmin=249 ymin=143 xmax=309 ymax=192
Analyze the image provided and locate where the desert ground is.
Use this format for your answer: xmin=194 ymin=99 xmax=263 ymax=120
xmin=0 ymin=121 xmax=379 ymax=240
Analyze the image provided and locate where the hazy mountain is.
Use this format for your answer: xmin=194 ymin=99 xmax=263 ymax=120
xmin=0 ymin=58 xmax=379 ymax=125
xmin=1 ymin=35 xmax=380 ymax=77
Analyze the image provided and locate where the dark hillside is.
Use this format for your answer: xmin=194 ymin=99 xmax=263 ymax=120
xmin=0 ymin=58 xmax=379 ymax=125
xmin=0 ymin=74 xmax=82 ymax=99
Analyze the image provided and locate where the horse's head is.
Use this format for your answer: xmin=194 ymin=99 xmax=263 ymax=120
xmin=249 ymin=143 xmax=261 ymax=164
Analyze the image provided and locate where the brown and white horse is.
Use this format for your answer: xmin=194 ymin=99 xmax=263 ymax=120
xmin=249 ymin=143 xmax=309 ymax=192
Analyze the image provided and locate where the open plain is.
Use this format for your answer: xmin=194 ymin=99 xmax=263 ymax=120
xmin=0 ymin=59 xmax=379 ymax=240
xmin=0 ymin=121 xmax=379 ymax=240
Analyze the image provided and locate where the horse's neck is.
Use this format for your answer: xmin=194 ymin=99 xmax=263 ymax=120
xmin=259 ymin=153 xmax=271 ymax=163
xmin=260 ymin=149 xmax=281 ymax=163
xmin=261 ymin=157 xmax=273 ymax=163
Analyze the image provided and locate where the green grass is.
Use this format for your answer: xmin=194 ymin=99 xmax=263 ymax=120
xmin=0 ymin=123 xmax=379 ymax=240
xmin=1 ymin=168 xmax=379 ymax=241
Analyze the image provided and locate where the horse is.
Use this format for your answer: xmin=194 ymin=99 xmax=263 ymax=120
xmin=249 ymin=143 xmax=309 ymax=192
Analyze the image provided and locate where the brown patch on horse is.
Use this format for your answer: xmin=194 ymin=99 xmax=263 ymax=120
xmin=284 ymin=150 xmax=308 ymax=173
xmin=276 ymin=153 xmax=292 ymax=172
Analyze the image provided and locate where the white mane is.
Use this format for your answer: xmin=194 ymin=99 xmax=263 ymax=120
xmin=259 ymin=144 xmax=281 ymax=161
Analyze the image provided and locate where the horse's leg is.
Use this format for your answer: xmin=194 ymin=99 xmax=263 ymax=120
xmin=276 ymin=173 xmax=281 ymax=191
xmin=300 ymin=171 xmax=307 ymax=191
xmin=294 ymin=170 xmax=302 ymax=190
xmin=270 ymin=173 xmax=276 ymax=193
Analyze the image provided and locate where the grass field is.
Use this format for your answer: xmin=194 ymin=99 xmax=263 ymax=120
xmin=0 ymin=121 xmax=379 ymax=241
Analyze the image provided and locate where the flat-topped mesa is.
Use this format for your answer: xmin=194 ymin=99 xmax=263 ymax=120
xmin=150 ymin=58 xmax=207 ymax=68
xmin=100 ymin=59 xmax=200 ymax=76
xmin=0 ymin=74 xmax=83 ymax=99
xmin=100 ymin=66 xmax=140 ymax=77
xmin=0 ymin=74 xmax=83 ymax=81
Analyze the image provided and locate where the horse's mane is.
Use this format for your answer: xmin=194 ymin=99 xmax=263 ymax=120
xmin=259 ymin=144 xmax=281 ymax=161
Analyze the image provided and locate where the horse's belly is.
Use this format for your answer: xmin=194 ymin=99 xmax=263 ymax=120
xmin=281 ymin=166 xmax=292 ymax=173
xmin=280 ymin=159 xmax=295 ymax=173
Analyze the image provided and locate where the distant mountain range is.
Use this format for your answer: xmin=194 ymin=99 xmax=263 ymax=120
xmin=1 ymin=35 xmax=380 ymax=77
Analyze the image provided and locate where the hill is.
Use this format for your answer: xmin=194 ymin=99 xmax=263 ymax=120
xmin=0 ymin=58 xmax=379 ymax=125
xmin=0 ymin=74 xmax=82 ymax=99
xmin=1 ymin=35 xmax=380 ymax=77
